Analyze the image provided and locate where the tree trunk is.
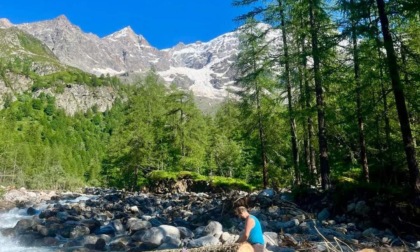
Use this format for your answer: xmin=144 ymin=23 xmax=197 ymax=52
xmin=279 ymin=0 xmax=300 ymax=184
xmin=299 ymin=26 xmax=317 ymax=185
xmin=351 ymin=0 xmax=369 ymax=182
xmin=369 ymin=7 xmax=393 ymax=182
xmin=375 ymin=0 xmax=420 ymax=193
xmin=309 ymin=0 xmax=330 ymax=189
xmin=401 ymin=45 xmax=417 ymax=152
xmin=251 ymin=38 xmax=269 ymax=188
xmin=256 ymin=87 xmax=269 ymax=188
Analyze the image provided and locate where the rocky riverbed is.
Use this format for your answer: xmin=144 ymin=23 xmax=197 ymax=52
xmin=0 ymin=187 xmax=418 ymax=251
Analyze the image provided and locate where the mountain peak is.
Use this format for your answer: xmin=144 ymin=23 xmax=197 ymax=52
xmin=55 ymin=15 xmax=69 ymax=21
xmin=53 ymin=15 xmax=71 ymax=25
xmin=105 ymin=26 xmax=136 ymax=39
xmin=105 ymin=26 xmax=151 ymax=47
xmin=122 ymin=26 xmax=134 ymax=33
xmin=0 ymin=18 xmax=13 ymax=28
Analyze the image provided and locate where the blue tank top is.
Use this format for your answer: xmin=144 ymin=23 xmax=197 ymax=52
xmin=248 ymin=215 xmax=264 ymax=245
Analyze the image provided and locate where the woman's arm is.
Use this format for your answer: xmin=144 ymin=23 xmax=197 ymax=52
xmin=236 ymin=217 xmax=255 ymax=243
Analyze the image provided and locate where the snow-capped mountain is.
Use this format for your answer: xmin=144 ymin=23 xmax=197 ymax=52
xmin=0 ymin=15 xmax=277 ymax=102
xmin=160 ymin=32 xmax=240 ymax=99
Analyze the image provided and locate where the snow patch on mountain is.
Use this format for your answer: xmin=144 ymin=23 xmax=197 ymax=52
xmin=92 ymin=67 xmax=126 ymax=76
xmin=159 ymin=66 xmax=231 ymax=100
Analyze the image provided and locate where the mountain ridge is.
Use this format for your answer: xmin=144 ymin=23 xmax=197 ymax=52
xmin=0 ymin=15 xmax=243 ymax=101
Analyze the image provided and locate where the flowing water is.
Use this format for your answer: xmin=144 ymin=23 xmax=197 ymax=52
xmin=0 ymin=195 xmax=94 ymax=252
xmin=0 ymin=207 xmax=52 ymax=252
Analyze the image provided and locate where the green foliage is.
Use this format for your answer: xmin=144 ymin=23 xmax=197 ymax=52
xmin=0 ymin=28 xmax=62 ymax=72
xmin=147 ymin=170 xmax=254 ymax=191
xmin=16 ymin=32 xmax=56 ymax=59
xmin=331 ymin=167 xmax=363 ymax=183
xmin=147 ymin=170 xmax=206 ymax=181
xmin=0 ymin=187 xmax=5 ymax=198
xmin=0 ymin=92 xmax=111 ymax=190
xmin=147 ymin=170 xmax=179 ymax=180
xmin=177 ymin=171 xmax=206 ymax=180
xmin=210 ymin=176 xmax=255 ymax=191
xmin=1 ymin=0 xmax=419 ymax=194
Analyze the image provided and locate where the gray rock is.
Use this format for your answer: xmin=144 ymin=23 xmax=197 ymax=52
xmin=362 ymin=227 xmax=380 ymax=237
xmin=109 ymin=235 xmax=132 ymax=245
xmin=69 ymin=225 xmax=90 ymax=239
xmin=140 ymin=226 xmax=165 ymax=248
xmin=317 ymin=208 xmax=330 ymax=221
xmin=82 ymin=234 xmax=101 ymax=245
xmin=158 ymin=225 xmax=181 ymax=239
xmin=188 ymin=235 xmax=220 ymax=248
xmin=178 ymin=226 xmax=194 ymax=239
xmin=108 ymin=241 xmax=128 ymax=251
xmin=193 ymin=226 xmax=206 ymax=237
xmin=203 ymin=221 xmax=223 ymax=237
xmin=220 ymin=232 xmax=233 ymax=243
xmin=160 ymin=235 xmax=182 ymax=248
xmin=275 ymin=219 xmax=299 ymax=230
xmin=94 ymin=225 xmax=116 ymax=236
xmin=110 ymin=219 xmax=124 ymax=234
xmin=347 ymin=202 xmax=356 ymax=212
xmin=126 ymin=218 xmax=151 ymax=232
xmin=355 ymin=201 xmax=370 ymax=216
xmin=14 ymin=219 xmax=36 ymax=233
xmin=259 ymin=189 xmax=275 ymax=198
xmin=264 ymin=232 xmax=279 ymax=246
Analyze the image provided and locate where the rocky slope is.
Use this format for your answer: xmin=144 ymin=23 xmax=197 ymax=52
xmin=0 ymin=26 xmax=119 ymax=114
xmin=0 ymin=187 xmax=415 ymax=252
xmin=0 ymin=15 xmax=265 ymax=102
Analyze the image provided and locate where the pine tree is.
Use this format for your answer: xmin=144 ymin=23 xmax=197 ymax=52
xmin=235 ymin=19 xmax=277 ymax=188
xmin=375 ymin=0 xmax=420 ymax=193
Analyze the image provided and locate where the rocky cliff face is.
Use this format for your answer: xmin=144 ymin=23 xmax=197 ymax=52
xmin=0 ymin=70 xmax=116 ymax=115
xmin=0 ymin=25 xmax=118 ymax=115
xmin=2 ymin=15 xmax=243 ymax=101
xmin=33 ymin=84 xmax=116 ymax=116
xmin=0 ymin=71 xmax=33 ymax=106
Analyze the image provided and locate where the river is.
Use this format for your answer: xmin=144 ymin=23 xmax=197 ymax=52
xmin=0 ymin=195 xmax=93 ymax=252
xmin=0 ymin=207 xmax=52 ymax=252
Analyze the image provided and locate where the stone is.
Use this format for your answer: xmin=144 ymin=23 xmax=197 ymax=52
xmin=70 ymin=225 xmax=91 ymax=239
xmin=203 ymin=221 xmax=223 ymax=237
xmin=275 ymin=219 xmax=299 ymax=230
xmin=14 ymin=218 xmax=35 ymax=233
xmin=188 ymin=235 xmax=221 ymax=248
xmin=94 ymin=225 xmax=116 ymax=235
xmin=317 ymin=208 xmax=330 ymax=221
xmin=159 ymin=225 xmax=181 ymax=239
xmin=362 ymin=228 xmax=380 ymax=237
xmin=355 ymin=201 xmax=370 ymax=216
xmin=264 ymin=232 xmax=278 ymax=246
xmin=27 ymin=207 xmax=40 ymax=215
xmin=178 ymin=226 xmax=195 ymax=239
xmin=95 ymin=238 xmax=106 ymax=250
xmin=140 ymin=227 xmax=165 ymax=248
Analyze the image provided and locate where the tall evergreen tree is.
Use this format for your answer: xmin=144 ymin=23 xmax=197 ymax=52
xmin=309 ymin=0 xmax=331 ymax=189
xmin=265 ymin=0 xmax=301 ymax=184
xmin=339 ymin=0 xmax=371 ymax=182
xmin=235 ymin=19 xmax=275 ymax=188
xmin=375 ymin=0 xmax=420 ymax=193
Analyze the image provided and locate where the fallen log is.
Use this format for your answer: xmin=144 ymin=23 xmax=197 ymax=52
xmin=142 ymin=243 xmax=254 ymax=252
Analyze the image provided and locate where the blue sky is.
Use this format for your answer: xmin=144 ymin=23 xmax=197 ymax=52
xmin=0 ymin=0 xmax=249 ymax=49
